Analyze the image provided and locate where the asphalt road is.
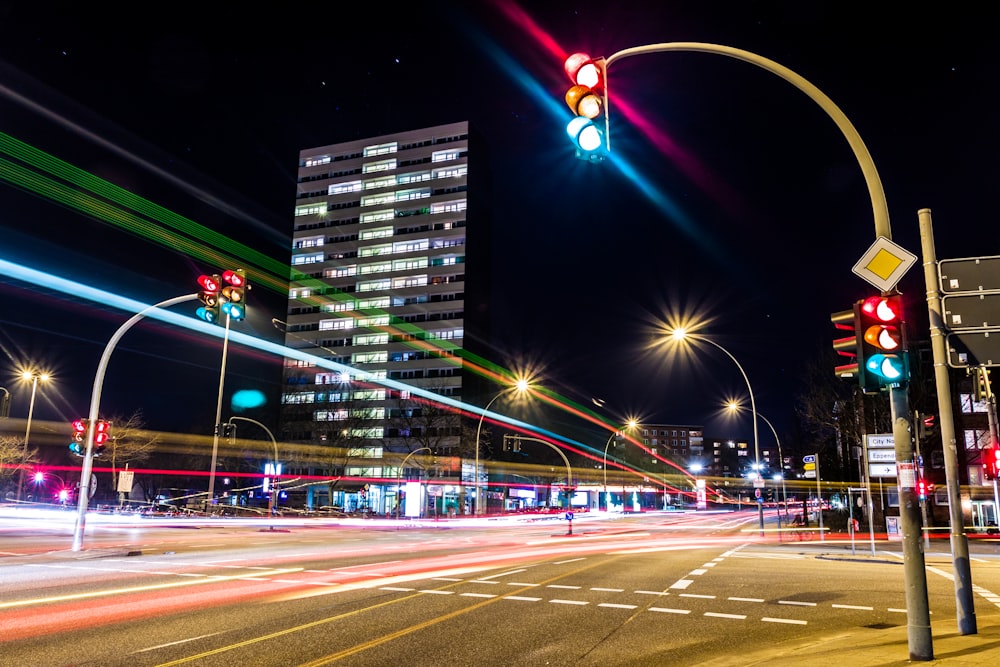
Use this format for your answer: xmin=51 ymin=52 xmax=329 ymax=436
xmin=2 ymin=509 xmax=999 ymax=666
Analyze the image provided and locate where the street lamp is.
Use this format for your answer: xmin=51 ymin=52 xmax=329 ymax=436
xmin=603 ymin=419 xmax=637 ymax=512
xmin=474 ymin=377 xmax=530 ymax=516
xmin=396 ymin=447 xmax=432 ymax=519
xmin=727 ymin=402 xmax=789 ymax=528
xmin=669 ymin=329 xmax=764 ymax=536
xmin=17 ymin=369 xmax=50 ymax=502
xmin=226 ymin=416 xmax=280 ymax=516
xmin=32 ymin=470 xmax=73 ymax=504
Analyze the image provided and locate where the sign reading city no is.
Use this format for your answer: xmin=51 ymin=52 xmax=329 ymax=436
xmin=939 ymin=255 xmax=1000 ymax=368
xmin=852 ymin=236 xmax=918 ymax=293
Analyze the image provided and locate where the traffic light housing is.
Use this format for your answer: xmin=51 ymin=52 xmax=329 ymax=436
xmin=196 ymin=273 xmax=222 ymax=323
xmin=916 ymin=477 xmax=933 ymax=501
xmin=220 ymin=269 xmax=247 ymax=321
xmin=563 ymin=52 xmax=607 ymax=162
xmin=69 ymin=418 xmax=87 ymax=457
xmin=831 ymin=308 xmax=859 ymax=379
xmin=985 ymin=447 xmax=1000 ymax=481
xmin=856 ymin=294 xmax=908 ymax=393
xmin=93 ymin=419 xmax=110 ymax=457
xmin=918 ymin=414 xmax=938 ymax=440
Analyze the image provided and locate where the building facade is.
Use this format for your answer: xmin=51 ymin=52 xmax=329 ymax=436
xmin=278 ymin=121 xmax=492 ymax=514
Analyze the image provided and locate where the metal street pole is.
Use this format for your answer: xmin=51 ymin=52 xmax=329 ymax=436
xmin=16 ymin=371 xmax=47 ymax=502
xmin=474 ymin=379 xmax=529 ymax=516
xmin=227 ymin=416 xmax=280 ymax=516
xmin=680 ymin=333 xmax=763 ymax=536
xmin=396 ymin=447 xmax=432 ymax=519
xmin=757 ymin=412 xmax=788 ymax=530
xmin=918 ymin=208 xmax=976 ymax=635
xmin=206 ymin=313 xmax=233 ymax=511
xmin=73 ymin=294 xmax=198 ymax=551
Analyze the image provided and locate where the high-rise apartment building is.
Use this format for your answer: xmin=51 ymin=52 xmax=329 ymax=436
xmin=279 ymin=121 xmax=492 ymax=513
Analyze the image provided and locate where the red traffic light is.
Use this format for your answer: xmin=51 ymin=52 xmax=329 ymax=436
xmin=564 ymin=53 xmax=604 ymax=92
xmin=859 ymin=295 xmax=901 ymax=322
xmin=94 ymin=419 xmax=110 ymax=445
xmin=197 ymin=274 xmax=220 ymax=292
xmin=985 ymin=447 xmax=1000 ymax=481
xmin=222 ymin=269 xmax=245 ymax=288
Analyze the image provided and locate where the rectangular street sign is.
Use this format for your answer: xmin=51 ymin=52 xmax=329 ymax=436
xmin=804 ymin=462 xmax=816 ymax=471
xmin=942 ymin=293 xmax=1000 ymax=329
xmin=866 ymin=434 xmax=895 ymax=449
xmin=868 ymin=449 xmax=896 ymax=463
xmin=802 ymin=454 xmax=816 ymax=463
xmin=803 ymin=470 xmax=816 ymax=479
xmin=939 ymin=256 xmax=1000 ymax=293
xmin=947 ymin=330 xmax=1000 ymax=368
xmin=869 ymin=463 xmax=897 ymax=478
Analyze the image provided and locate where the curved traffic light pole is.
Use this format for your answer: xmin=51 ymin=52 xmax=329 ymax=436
xmin=600 ymin=42 xmax=890 ymax=240
xmin=72 ymin=293 xmax=198 ymax=552
xmin=579 ymin=42 xmax=960 ymax=654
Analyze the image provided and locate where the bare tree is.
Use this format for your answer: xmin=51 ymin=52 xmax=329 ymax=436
xmin=104 ymin=411 xmax=159 ymax=498
xmin=0 ymin=435 xmax=36 ymax=499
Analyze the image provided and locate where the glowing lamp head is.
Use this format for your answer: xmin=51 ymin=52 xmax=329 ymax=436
xmin=197 ymin=274 xmax=220 ymax=292
xmin=860 ymin=295 xmax=900 ymax=322
xmin=564 ymin=53 xmax=604 ymax=90
xmin=566 ymin=116 xmax=604 ymax=153
xmin=863 ymin=324 xmax=901 ymax=351
xmin=565 ymin=85 xmax=602 ymax=119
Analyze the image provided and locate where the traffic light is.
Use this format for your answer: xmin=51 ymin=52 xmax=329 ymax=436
xmin=69 ymin=418 xmax=87 ymax=456
xmin=220 ymin=269 xmax=248 ymax=321
xmin=196 ymin=273 xmax=222 ymax=323
xmin=563 ymin=52 xmax=607 ymax=161
xmin=831 ymin=308 xmax=859 ymax=379
xmin=93 ymin=419 xmax=110 ymax=457
xmin=918 ymin=414 xmax=938 ymax=440
xmin=856 ymin=294 xmax=908 ymax=393
xmin=916 ymin=477 xmax=929 ymax=501
xmin=985 ymin=447 xmax=1000 ymax=481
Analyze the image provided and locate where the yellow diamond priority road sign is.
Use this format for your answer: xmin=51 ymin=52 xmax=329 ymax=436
xmin=853 ymin=236 xmax=917 ymax=292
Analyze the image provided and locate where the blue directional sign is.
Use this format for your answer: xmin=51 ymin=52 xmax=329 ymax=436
xmin=803 ymin=455 xmax=816 ymax=463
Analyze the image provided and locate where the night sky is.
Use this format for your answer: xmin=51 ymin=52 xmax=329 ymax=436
xmin=0 ymin=2 xmax=996 ymax=451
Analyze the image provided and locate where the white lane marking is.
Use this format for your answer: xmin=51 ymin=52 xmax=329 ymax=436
xmin=832 ymin=604 xmax=873 ymax=610
xmin=689 ymin=569 xmax=708 ymax=575
xmin=591 ymin=587 xmax=624 ymax=592
xmin=649 ymin=607 xmax=690 ymax=614
xmin=670 ymin=580 xmax=693 ymax=590
xmin=460 ymin=593 xmax=496 ymax=598
xmin=132 ymin=632 xmax=225 ymax=653
xmin=599 ymin=603 xmax=638 ymax=609
xmin=504 ymin=596 xmax=542 ymax=602
xmin=469 ymin=580 xmax=500 ymax=585
xmin=763 ymin=617 xmax=808 ymax=625
xmin=701 ymin=562 xmax=718 ymax=568
xmin=888 ymin=608 xmax=907 ymax=613
xmin=554 ymin=558 xmax=586 ymax=564
xmin=705 ymin=612 xmax=746 ymax=619
xmin=636 ymin=590 xmax=670 ymax=596
xmin=379 ymin=586 xmax=414 ymax=592
xmin=508 ymin=582 xmax=539 ymax=587
xmin=778 ymin=600 xmax=816 ymax=607
xmin=433 ymin=577 xmax=463 ymax=582
xmin=547 ymin=584 xmax=581 ymax=589
xmin=476 ymin=569 xmax=528 ymax=580
xmin=419 ymin=589 xmax=453 ymax=595
xmin=679 ymin=593 xmax=715 ymax=599
xmin=729 ymin=597 xmax=764 ymax=603
xmin=551 ymin=599 xmax=588 ymax=606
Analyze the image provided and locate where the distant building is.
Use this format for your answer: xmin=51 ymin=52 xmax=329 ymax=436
xmin=278 ymin=121 xmax=493 ymax=514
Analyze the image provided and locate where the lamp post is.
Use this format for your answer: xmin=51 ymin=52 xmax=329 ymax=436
xmin=396 ymin=447 xmax=432 ymax=519
xmin=16 ymin=369 xmax=50 ymax=503
xmin=226 ymin=416 xmax=279 ymax=516
xmin=602 ymin=419 xmax=637 ymax=512
xmin=727 ymin=403 xmax=789 ymax=528
xmin=474 ymin=378 xmax=530 ymax=516
xmin=669 ymin=330 xmax=763 ymax=536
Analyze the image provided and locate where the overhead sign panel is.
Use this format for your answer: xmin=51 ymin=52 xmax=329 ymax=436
xmin=869 ymin=463 xmax=897 ymax=478
xmin=942 ymin=293 xmax=1000 ymax=330
xmin=939 ymin=256 xmax=1000 ymax=294
xmin=947 ymin=330 xmax=1000 ymax=368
